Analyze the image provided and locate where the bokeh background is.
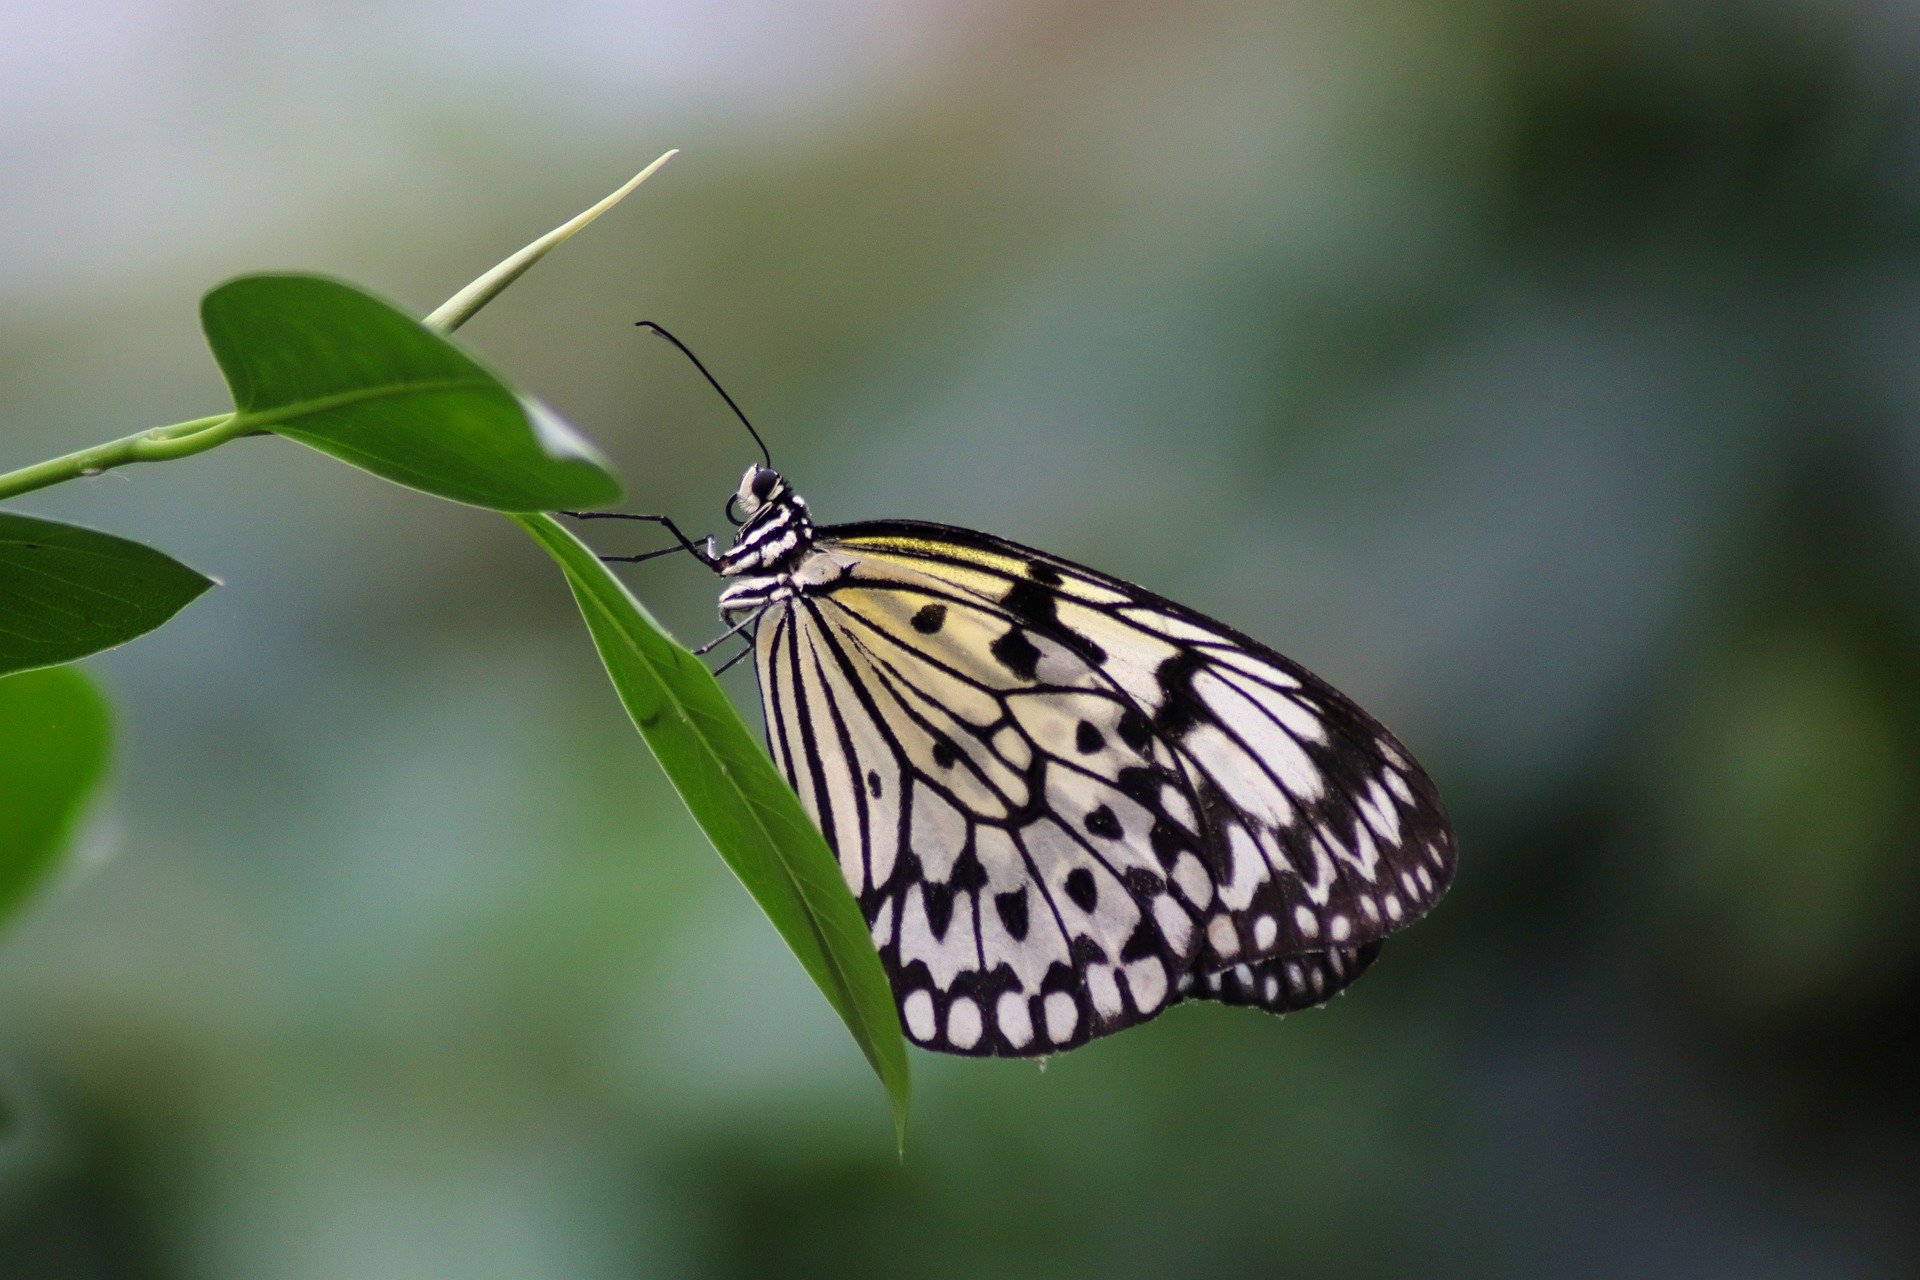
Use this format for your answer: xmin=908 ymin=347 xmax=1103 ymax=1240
xmin=5 ymin=1 xmax=1920 ymax=1276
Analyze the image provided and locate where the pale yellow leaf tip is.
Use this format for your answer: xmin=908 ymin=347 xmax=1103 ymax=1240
xmin=426 ymin=149 xmax=680 ymax=334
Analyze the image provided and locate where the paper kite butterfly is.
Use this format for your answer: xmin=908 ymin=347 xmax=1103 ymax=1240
xmin=583 ymin=326 xmax=1456 ymax=1057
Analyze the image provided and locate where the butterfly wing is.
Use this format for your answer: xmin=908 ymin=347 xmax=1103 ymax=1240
xmin=1179 ymin=943 xmax=1384 ymax=1013
xmin=752 ymin=552 xmax=1210 ymax=1055
xmin=822 ymin=522 xmax=1457 ymax=962
xmin=752 ymin=521 xmax=1455 ymax=1056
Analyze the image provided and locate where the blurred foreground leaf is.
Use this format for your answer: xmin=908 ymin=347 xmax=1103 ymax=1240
xmin=0 ymin=665 xmax=110 ymax=930
xmin=201 ymin=275 xmax=620 ymax=512
xmin=0 ymin=512 xmax=213 ymax=677
xmin=514 ymin=513 xmax=909 ymax=1144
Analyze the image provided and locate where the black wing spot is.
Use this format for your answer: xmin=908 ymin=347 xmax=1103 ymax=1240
xmin=910 ymin=603 xmax=947 ymax=634
xmin=1064 ymin=630 xmax=1107 ymax=665
xmin=1041 ymin=961 xmax=1078 ymax=993
xmin=923 ymin=881 xmax=956 ymax=940
xmin=995 ymin=888 xmax=1030 ymax=941
xmin=931 ymin=737 xmax=959 ymax=768
xmin=990 ymin=628 xmax=1043 ymax=680
xmin=1148 ymin=818 xmax=1192 ymax=865
xmin=1002 ymin=577 xmax=1059 ymax=626
xmin=1116 ymin=708 xmax=1154 ymax=752
xmin=1122 ymin=866 xmax=1166 ymax=898
xmin=1152 ymin=652 xmax=1208 ymax=739
xmin=1084 ymin=805 xmax=1123 ymax=840
xmin=867 ymin=770 xmax=883 ymax=798
xmin=1120 ymin=919 xmax=1161 ymax=961
xmin=1065 ymin=867 xmax=1099 ymax=911
xmin=1074 ymin=721 xmax=1105 ymax=754
xmin=949 ymin=846 xmax=989 ymax=893
xmin=1069 ymin=934 xmax=1109 ymax=964
xmin=1114 ymin=766 xmax=1160 ymax=804
xmin=1025 ymin=561 xmax=1063 ymax=585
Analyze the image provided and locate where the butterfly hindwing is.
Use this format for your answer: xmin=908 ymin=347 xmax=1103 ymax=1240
xmin=1177 ymin=942 xmax=1385 ymax=1013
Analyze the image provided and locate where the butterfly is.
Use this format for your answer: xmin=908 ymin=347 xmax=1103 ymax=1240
xmin=584 ymin=327 xmax=1456 ymax=1057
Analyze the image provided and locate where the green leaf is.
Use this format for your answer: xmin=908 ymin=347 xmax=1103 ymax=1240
xmin=0 ymin=512 xmax=214 ymax=678
xmin=513 ymin=513 xmax=910 ymax=1145
xmin=0 ymin=665 xmax=111 ymax=930
xmin=200 ymin=275 xmax=621 ymax=512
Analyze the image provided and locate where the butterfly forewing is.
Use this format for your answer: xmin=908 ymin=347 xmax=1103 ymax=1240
xmin=744 ymin=515 xmax=1454 ymax=1057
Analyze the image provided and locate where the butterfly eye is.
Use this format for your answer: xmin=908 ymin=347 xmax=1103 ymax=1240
xmin=751 ymin=468 xmax=779 ymax=500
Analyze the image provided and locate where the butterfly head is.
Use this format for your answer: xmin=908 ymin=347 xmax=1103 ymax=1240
xmin=717 ymin=464 xmax=814 ymax=577
xmin=733 ymin=463 xmax=788 ymax=521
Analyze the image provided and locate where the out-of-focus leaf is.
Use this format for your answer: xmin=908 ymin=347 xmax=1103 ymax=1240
xmin=513 ymin=513 xmax=910 ymax=1145
xmin=1640 ymin=620 xmax=1917 ymax=1013
xmin=0 ymin=665 xmax=111 ymax=929
xmin=0 ymin=512 xmax=213 ymax=678
xmin=200 ymin=275 xmax=620 ymax=512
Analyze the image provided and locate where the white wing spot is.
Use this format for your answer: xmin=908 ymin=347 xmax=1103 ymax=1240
xmin=1207 ymin=644 xmax=1302 ymax=688
xmin=998 ymin=992 xmax=1033 ymax=1049
xmin=1294 ymin=905 xmax=1320 ymax=938
xmin=1221 ymin=826 xmax=1265 ymax=911
xmin=991 ymin=725 xmax=1032 ymax=770
xmin=1088 ymin=966 xmax=1124 ymax=1020
xmin=1153 ymin=896 xmax=1194 ymax=952
xmin=1254 ymin=914 xmax=1279 ymax=950
xmin=1043 ymin=992 xmax=1079 ymax=1043
xmin=1163 ymin=786 xmax=1197 ymax=829
xmin=1285 ymin=961 xmax=1305 ymax=992
xmin=946 ymin=997 xmax=983 ymax=1050
xmin=1330 ymin=914 xmax=1352 ymax=942
xmin=903 ymin=989 xmax=937 ymax=1042
xmin=1184 ymin=721 xmax=1307 ymax=823
xmin=1126 ymin=958 xmax=1168 ymax=1011
xmin=1264 ymin=975 xmax=1281 ymax=1002
xmin=1362 ymin=779 xmax=1403 ymax=845
xmin=908 ymin=788 xmax=970 ymax=882
xmin=1346 ymin=822 xmax=1382 ymax=879
xmin=1385 ymin=893 xmax=1404 ymax=920
xmin=1360 ymin=896 xmax=1380 ymax=923
xmin=1264 ymin=688 xmax=1329 ymax=743
xmin=1208 ymin=916 xmax=1240 ymax=958
xmin=1172 ymin=853 xmax=1212 ymax=907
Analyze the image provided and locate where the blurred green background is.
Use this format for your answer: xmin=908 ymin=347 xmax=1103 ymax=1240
xmin=5 ymin=1 xmax=1920 ymax=1276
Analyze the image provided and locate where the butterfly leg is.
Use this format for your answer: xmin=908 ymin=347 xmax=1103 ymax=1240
xmin=558 ymin=511 xmax=719 ymax=568
xmin=692 ymin=612 xmax=758 ymax=655
xmin=710 ymin=642 xmax=754 ymax=677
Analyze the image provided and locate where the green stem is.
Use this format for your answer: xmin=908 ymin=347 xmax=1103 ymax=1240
xmin=0 ymin=414 xmax=261 ymax=502
xmin=0 ymin=153 xmax=676 ymax=506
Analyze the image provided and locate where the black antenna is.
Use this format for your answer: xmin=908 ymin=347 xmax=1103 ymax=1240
xmin=636 ymin=321 xmax=773 ymax=469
